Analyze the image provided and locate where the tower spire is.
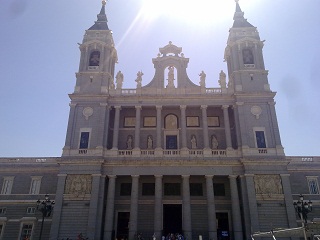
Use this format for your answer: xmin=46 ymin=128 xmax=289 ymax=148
xmin=232 ymin=0 xmax=253 ymax=28
xmin=88 ymin=0 xmax=109 ymax=30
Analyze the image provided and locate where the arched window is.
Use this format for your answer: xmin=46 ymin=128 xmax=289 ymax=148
xmin=242 ymin=49 xmax=254 ymax=64
xmin=165 ymin=114 xmax=178 ymax=129
xmin=89 ymin=50 xmax=100 ymax=66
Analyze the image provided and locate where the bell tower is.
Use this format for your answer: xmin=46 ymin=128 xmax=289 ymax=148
xmin=62 ymin=1 xmax=117 ymax=157
xmin=225 ymin=1 xmax=284 ymax=156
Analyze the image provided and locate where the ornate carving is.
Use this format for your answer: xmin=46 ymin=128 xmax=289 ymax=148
xmin=65 ymin=175 xmax=92 ymax=197
xmin=251 ymin=106 xmax=262 ymax=119
xmin=83 ymin=107 xmax=93 ymax=120
xmin=254 ymin=175 xmax=283 ymax=195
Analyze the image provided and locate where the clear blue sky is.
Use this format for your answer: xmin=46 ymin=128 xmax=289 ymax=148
xmin=0 ymin=0 xmax=319 ymax=157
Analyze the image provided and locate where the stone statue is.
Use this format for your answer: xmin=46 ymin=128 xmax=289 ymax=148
xmin=167 ymin=66 xmax=175 ymax=88
xmin=211 ymin=135 xmax=219 ymax=149
xmin=191 ymin=136 xmax=197 ymax=149
xmin=116 ymin=70 xmax=124 ymax=89
xmin=135 ymin=71 xmax=143 ymax=88
xmin=199 ymin=70 xmax=206 ymax=87
xmin=147 ymin=136 xmax=153 ymax=149
xmin=127 ymin=136 xmax=133 ymax=149
xmin=218 ymin=70 xmax=226 ymax=89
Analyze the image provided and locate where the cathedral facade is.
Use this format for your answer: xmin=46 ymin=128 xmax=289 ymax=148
xmin=0 ymin=2 xmax=319 ymax=240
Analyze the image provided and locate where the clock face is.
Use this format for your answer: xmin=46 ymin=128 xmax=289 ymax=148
xmin=89 ymin=51 xmax=100 ymax=66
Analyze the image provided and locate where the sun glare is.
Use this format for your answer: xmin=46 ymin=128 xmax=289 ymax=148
xmin=141 ymin=0 xmax=234 ymax=25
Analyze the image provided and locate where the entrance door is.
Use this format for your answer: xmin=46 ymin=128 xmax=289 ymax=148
xmin=116 ymin=212 xmax=130 ymax=240
xmin=163 ymin=204 xmax=182 ymax=235
xmin=166 ymin=135 xmax=177 ymax=149
xmin=216 ymin=212 xmax=230 ymax=240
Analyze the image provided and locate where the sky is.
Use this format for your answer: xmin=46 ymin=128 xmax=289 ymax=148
xmin=0 ymin=0 xmax=319 ymax=157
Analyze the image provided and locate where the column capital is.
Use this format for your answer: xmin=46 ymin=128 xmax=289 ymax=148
xmin=222 ymin=105 xmax=229 ymax=109
xmin=69 ymin=103 xmax=77 ymax=108
xmin=114 ymin=105 xmax=121 ymax=110
xmin=181 ymin=175 xmax=190 ymax=179
xmin=100 ymin=103 xmax=108 ymax=107
xmin=154 ymin=175 xmax=163 ymax=179
xmin=180 ymin=105 xmax=187 ymax=110
xmin=201 ymin=105 xmax=208 ymax=110
xmin=57 ymin=174 xmax=67 ymax=177
xmin=268 ymin=101 xmax=276 ymax=106
xmin=236 ymin=102 xmax=244 ymax=106
xmin=108 ymin=175 xmax=117 ymax=179
xmin=205 ymin=175 xmax=214 ymax=179
xmin=135 ymin=105 xmax=142 ymax=110
xmin=228 ymin=175 xmax=238 ymax=179
xmin=131 ymin=175 xmax=140 ymax=179
xmin=156 ymin=105 xmax=162 ymax=110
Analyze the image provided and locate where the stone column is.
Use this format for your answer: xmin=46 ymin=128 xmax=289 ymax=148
xmin=201 ymin=105 xmax=210 ymax=149
xmin=229 ymin=175 xmax=243 ymax=240
xmin=154 ymin=175 xmax=163 ymax=239
xmin=63 ymin=103 xmax=76 ymax=151
xmin=180 ymin=105 xmax=187 ymax=150
xmin=156 ymin=106 xmax=162 ymax=150
xmin=222 ymin=105 xmax=232 ymax=150
xmin=112 ymin=106 xmax=121 ymax=150
xmin=239 ymin=176 xmax=251 ymax=240
xmin=205 ymin=175 xmax=217 ymax=240
xmin=134 ymin=106 xmax=142 ymax=150
xmin=245 ymin=174 xmax=260 ymax=234
xmin=103 ymin=106 xmax=111 ymax=148
xmin=182 ymin=175 xmax=192 ymax=240
xmin=97 ymin=103 xmax=108 ymax=149
xmin=280 ymin=174 xmax=298 ymax=230
xmin=95 ymin=175 xmax=106 ymax=239
xmin=87 ymin=174 xmax=102 ymax=240
xmin=50 ymin=174 xmax=67 ymax=240
xmin=104 ymin=175 xmax=117 ymax=240
xmin=269 ymin=102 xmax=284 ymax=155
xmin=129 ymin=175 xmax=140 ymax=240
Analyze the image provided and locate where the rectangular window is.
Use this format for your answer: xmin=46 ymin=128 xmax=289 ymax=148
xmin=21 ymin=224 xmax=33 ymax=240
xmin=142 ymin=183 xmax=155 ymax=196
xmin=307 ymin=177 xmax=319 ymax=194
xmin=190 ymin=183 xmax=203 ymax=196
xmin=26 ymin=207 xmax=36 ymax=214
xmin=1 ymin=177 xmax=14 ymax=195
xmin=255 ymin=131 xmax=266 ymax=148
xmin=164 ymin=183 xmax=181 ymax=196
xmin=0 ymin=208 xmax=6 ymax=215
xmin=213 ymin=183 xmax=225 ymax=196
xmin=79 ymin=132 xmax=90 ymax=149
xmin=120 ymin=183 xmax=132 ymax=196
xmin=29 ymin=177 xmax=42 ymax=195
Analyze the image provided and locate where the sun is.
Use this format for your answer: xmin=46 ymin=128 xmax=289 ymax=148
xmin=140 ymin=0 xmax=234 ymax=26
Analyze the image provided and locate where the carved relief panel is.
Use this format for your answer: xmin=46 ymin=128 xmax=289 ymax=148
xmin=64 ymin=175 xmax=92 ymax=198
xmin=254 ymin=174 xmax=283 ymax=195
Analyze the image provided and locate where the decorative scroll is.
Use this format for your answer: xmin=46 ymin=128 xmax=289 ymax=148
xmin=65 ymin=175 xmax=92 ymax=197
xmin=254 ymin=175 xmax=283 ymax=195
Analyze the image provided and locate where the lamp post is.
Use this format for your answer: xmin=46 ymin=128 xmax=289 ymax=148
xmin=293 ymin=194 xmax=312 ymax=240
xmin=36 ymin=194 xmax=55 ymax=240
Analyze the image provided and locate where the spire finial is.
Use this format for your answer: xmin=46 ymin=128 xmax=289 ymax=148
xmin=235 ymin=0 xmax=239 ymax=2
xmin=102 ymin=0 xmax=107 ymax=6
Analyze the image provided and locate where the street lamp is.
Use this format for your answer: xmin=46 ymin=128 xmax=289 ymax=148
xmin=293 ymin=194 xmax=312 ymax=240
xmin=36 ymin=194 xmax=55 ymax=240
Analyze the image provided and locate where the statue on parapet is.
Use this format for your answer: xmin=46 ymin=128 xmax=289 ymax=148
xmin=135 ymin=71 xmax=143 ymax=88
xmin=218 ymin=70 xmax=226 ymax=89
xmin=167 ymin=66 xmax=175 ymax=88
xmin=199 ymin=70 xmax=206 ymax=87
xmin=116 ymin=70 xmax=124 ymax=89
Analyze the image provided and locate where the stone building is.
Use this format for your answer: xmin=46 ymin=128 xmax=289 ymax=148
xmin=0 ymin=1 xmax=319 ymax=240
